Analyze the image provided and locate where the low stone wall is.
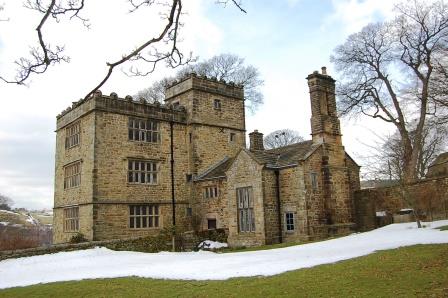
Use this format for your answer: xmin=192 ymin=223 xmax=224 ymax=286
xmin=0 ymin=238 xmax=138 ymax=261
xmin=354 ymin=176 xmax=448 ymax=231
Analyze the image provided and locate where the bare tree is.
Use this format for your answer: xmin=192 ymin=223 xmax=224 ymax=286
xmin=331 ymin=0 xmax=448 ymax=185
xmin=331 ymin=1 xmax=448 ymax=227
xmin=0 ymin=0 xmax=246 ymax=101
xmin=0 ymin=194 xmax=13 ymax=211
xmin=264 ymin=129 xmax=304 ymax=149
xmin=137 ymin=53 xmax=264 ymax=112
xmin=366 ymin=123 xmax=447 ymax=181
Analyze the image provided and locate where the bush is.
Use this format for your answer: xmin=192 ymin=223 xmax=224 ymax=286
xmin=106 ymin=228 xmax=172 ymax=253
xmin=69 ymin=233 xmax=87 ymax=244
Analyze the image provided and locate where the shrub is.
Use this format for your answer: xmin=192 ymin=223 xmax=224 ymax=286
xmin=69 ymin=233 xmax=87 ymax=244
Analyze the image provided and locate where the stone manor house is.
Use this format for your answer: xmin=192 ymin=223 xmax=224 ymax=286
xmin=53 ymin=67 xmax=360 ymax=246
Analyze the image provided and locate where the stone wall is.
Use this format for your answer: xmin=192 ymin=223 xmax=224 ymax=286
xmin=195 ymin=178 xmax=229 ymax=231
xmin=279 ymin=166 xmax=309 ymax=242
xmin=226 ymin=151 xmax=266 ymax=247
xmin=354 ymin=176 xmax=448 ymax=231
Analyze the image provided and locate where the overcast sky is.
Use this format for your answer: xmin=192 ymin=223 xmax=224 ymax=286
xmin=0 ymin=0 xmax=404 ymax=210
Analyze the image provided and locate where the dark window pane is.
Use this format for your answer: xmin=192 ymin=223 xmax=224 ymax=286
xmin=130 ymin=217 xmax=134 ymax=228
xmin=142 ymin=217 xmax=147 ymax=228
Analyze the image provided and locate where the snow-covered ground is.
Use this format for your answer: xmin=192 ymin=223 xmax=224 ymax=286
xmin=0 ymin=220 xmax=447 ymax=289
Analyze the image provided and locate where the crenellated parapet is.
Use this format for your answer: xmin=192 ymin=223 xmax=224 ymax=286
xmin=165 ymin=72 xmax=244 ymax=101
xmin=56 ymin=91 xmax=187 ymax=130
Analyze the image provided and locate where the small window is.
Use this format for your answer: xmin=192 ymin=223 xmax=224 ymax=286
xmin=128 ymin=160 xmax=158 ymax=184
xmin=207 ymin=218 xmax=217 ymax=230
xmin=64 ymin=207 xmax=79 ymax=232
xmin=64 ymin=161 xmax=81 ymax=189
xmin=128 ymin=118 xmax=160 ymax=143
xmin=230 ymin=133 xmax=236 ymax=142
xmin=172 ymin=102 xmax=180 ymax=108
xmin=285 ymin=212 xmax=295 ymax=232
xmin=204 ymin=186 xmax=219 ymax=199
xmin=214 ymin=99 xmax=221 ymax=110
xmin=310 ymin=172 xmax=318 ymax=191
xmin=186 ymin=174 xmax=192 ymax=182
xmin=186 ymin=207 xmax=192 ymax=217
xmin=129 ymin=205 xmax=160 ymax=229
xmin=189 ymin=133 xmax=192 ymax=143
xmin=65 ymin=122 xmax=80 ymax=149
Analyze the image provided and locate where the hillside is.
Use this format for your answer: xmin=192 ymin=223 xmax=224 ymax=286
xmin=0 ymin=209 xmax=52 ymax=227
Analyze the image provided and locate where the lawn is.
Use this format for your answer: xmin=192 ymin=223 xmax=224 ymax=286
xmin=1 ymin=244 xmax=447 ymax=298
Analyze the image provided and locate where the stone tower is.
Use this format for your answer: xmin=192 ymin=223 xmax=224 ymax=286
xmin=307 ymin=67 xmax=354 ymax=226
xmin=165 ymin=74 xmax=246 ymax=176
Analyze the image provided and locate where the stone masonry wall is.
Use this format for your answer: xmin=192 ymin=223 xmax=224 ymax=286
xmin=226 ymin=151 xmax=266 ymax=247
xmin=303 ymin=147 xmax=327 ymax=238
xmin=355 ymin=176 xmax=448 ymax=231
xmin=279 ymin=166 xmax=308 ymax=242
xmin=165 ymin=75 xmax=246 ymax=176
xmin=195 ymin=178 xmax=229 ymax=231
xmin=53 ymin=111 xmax=96 ymax=243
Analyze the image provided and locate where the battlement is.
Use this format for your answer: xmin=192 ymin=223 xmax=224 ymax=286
xmin=165 ymin=73 xmax=244 ymax=101
xmin=56 ymin=91 xmax=187 ymax=130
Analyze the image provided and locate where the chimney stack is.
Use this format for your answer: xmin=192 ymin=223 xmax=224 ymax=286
xmin=249 ymin=130 xmax=264 ymax=151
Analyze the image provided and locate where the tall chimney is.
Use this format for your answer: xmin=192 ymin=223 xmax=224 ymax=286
xmin=249 ymin=130 xmax=264 ymax=151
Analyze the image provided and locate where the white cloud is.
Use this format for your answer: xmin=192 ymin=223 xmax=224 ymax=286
xmin=324 ymin=0 xmax=401 ymax=34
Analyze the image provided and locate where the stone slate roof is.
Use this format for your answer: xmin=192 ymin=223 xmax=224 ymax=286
xmin=259 ymin=140 xmax=316 ymax=168
xmin=429 ymin=152 xmax=448 ymax=167
xmin=195 ymin=141 xmax=317 ymax=181
xmin=194 ymin=157 xmax=234 ymax=181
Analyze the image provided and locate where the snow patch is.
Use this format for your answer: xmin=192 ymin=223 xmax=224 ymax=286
xmin=0 ymin=210 xmax=19 ymax=215
xmin=376 ymin=211 xmax=387 ymax=217
xmin=0 ymin=220 xmax=447 ymax=289
xmin=198 ymin=240 xmax=228 ymax=250
xmin=0 ymin=221 xmax=9 ymax=226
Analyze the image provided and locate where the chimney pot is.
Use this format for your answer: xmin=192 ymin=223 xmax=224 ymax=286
xmin=321 ymin=66 xmax=327 ymax=75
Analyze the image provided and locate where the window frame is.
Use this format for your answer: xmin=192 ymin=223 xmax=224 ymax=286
xmin=128 ymin=205 xmax=160 ymax=229
xmin=64 ymin=161 xmax=81 ymax=189
xmin=128 ymin=117 xmax=161 ymax=143
xmin=237 ymin=187 xmax=255 ymax=233
xmin=207 ymin=218 xmax=217 ymax=230
xmin=285 ymin=212 xmax=295 ymax=232
xmin=63 ymin=207 xmax=79 ymax=232
xmin=127 ymin=159 xmax=159 ymax=185
xmin=213 ymin=99 xmax=222 ymax=110
xmin=229 ymin=132 xmax=236 ymax=142
xmin=65 ymin=121 xmax=80 ymax=149
xmin=204 ymin=186 xmax=219 ymax=199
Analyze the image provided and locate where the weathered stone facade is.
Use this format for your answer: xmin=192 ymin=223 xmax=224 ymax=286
xmin=54 ymin=69 xmax=360 ymax=247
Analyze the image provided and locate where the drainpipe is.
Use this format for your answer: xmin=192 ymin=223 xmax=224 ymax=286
xmin=275 ymin=170 xmax=282 ymax=243
xmin=170 ymin=121 xmax=176 ymax=251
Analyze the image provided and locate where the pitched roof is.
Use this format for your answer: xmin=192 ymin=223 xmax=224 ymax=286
xmin=429 ymin=152 xmax=448 ymax=168
xmin=250 ymin=140 xmax=317 ymax=168
xmin=194 ymin=157 xmax=234 ymax=181
xmin=195 ymin=141 xmax=319 ymax=181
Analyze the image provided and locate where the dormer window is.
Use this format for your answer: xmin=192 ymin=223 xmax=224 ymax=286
xmin=214 ymin=99 xmax=222 ymax=110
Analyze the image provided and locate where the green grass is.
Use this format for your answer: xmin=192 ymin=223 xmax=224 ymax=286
xmin=438 ymin=225 xmax=448 ymax=231
xmin=1 ymin=244 xmax=447 ymax=297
